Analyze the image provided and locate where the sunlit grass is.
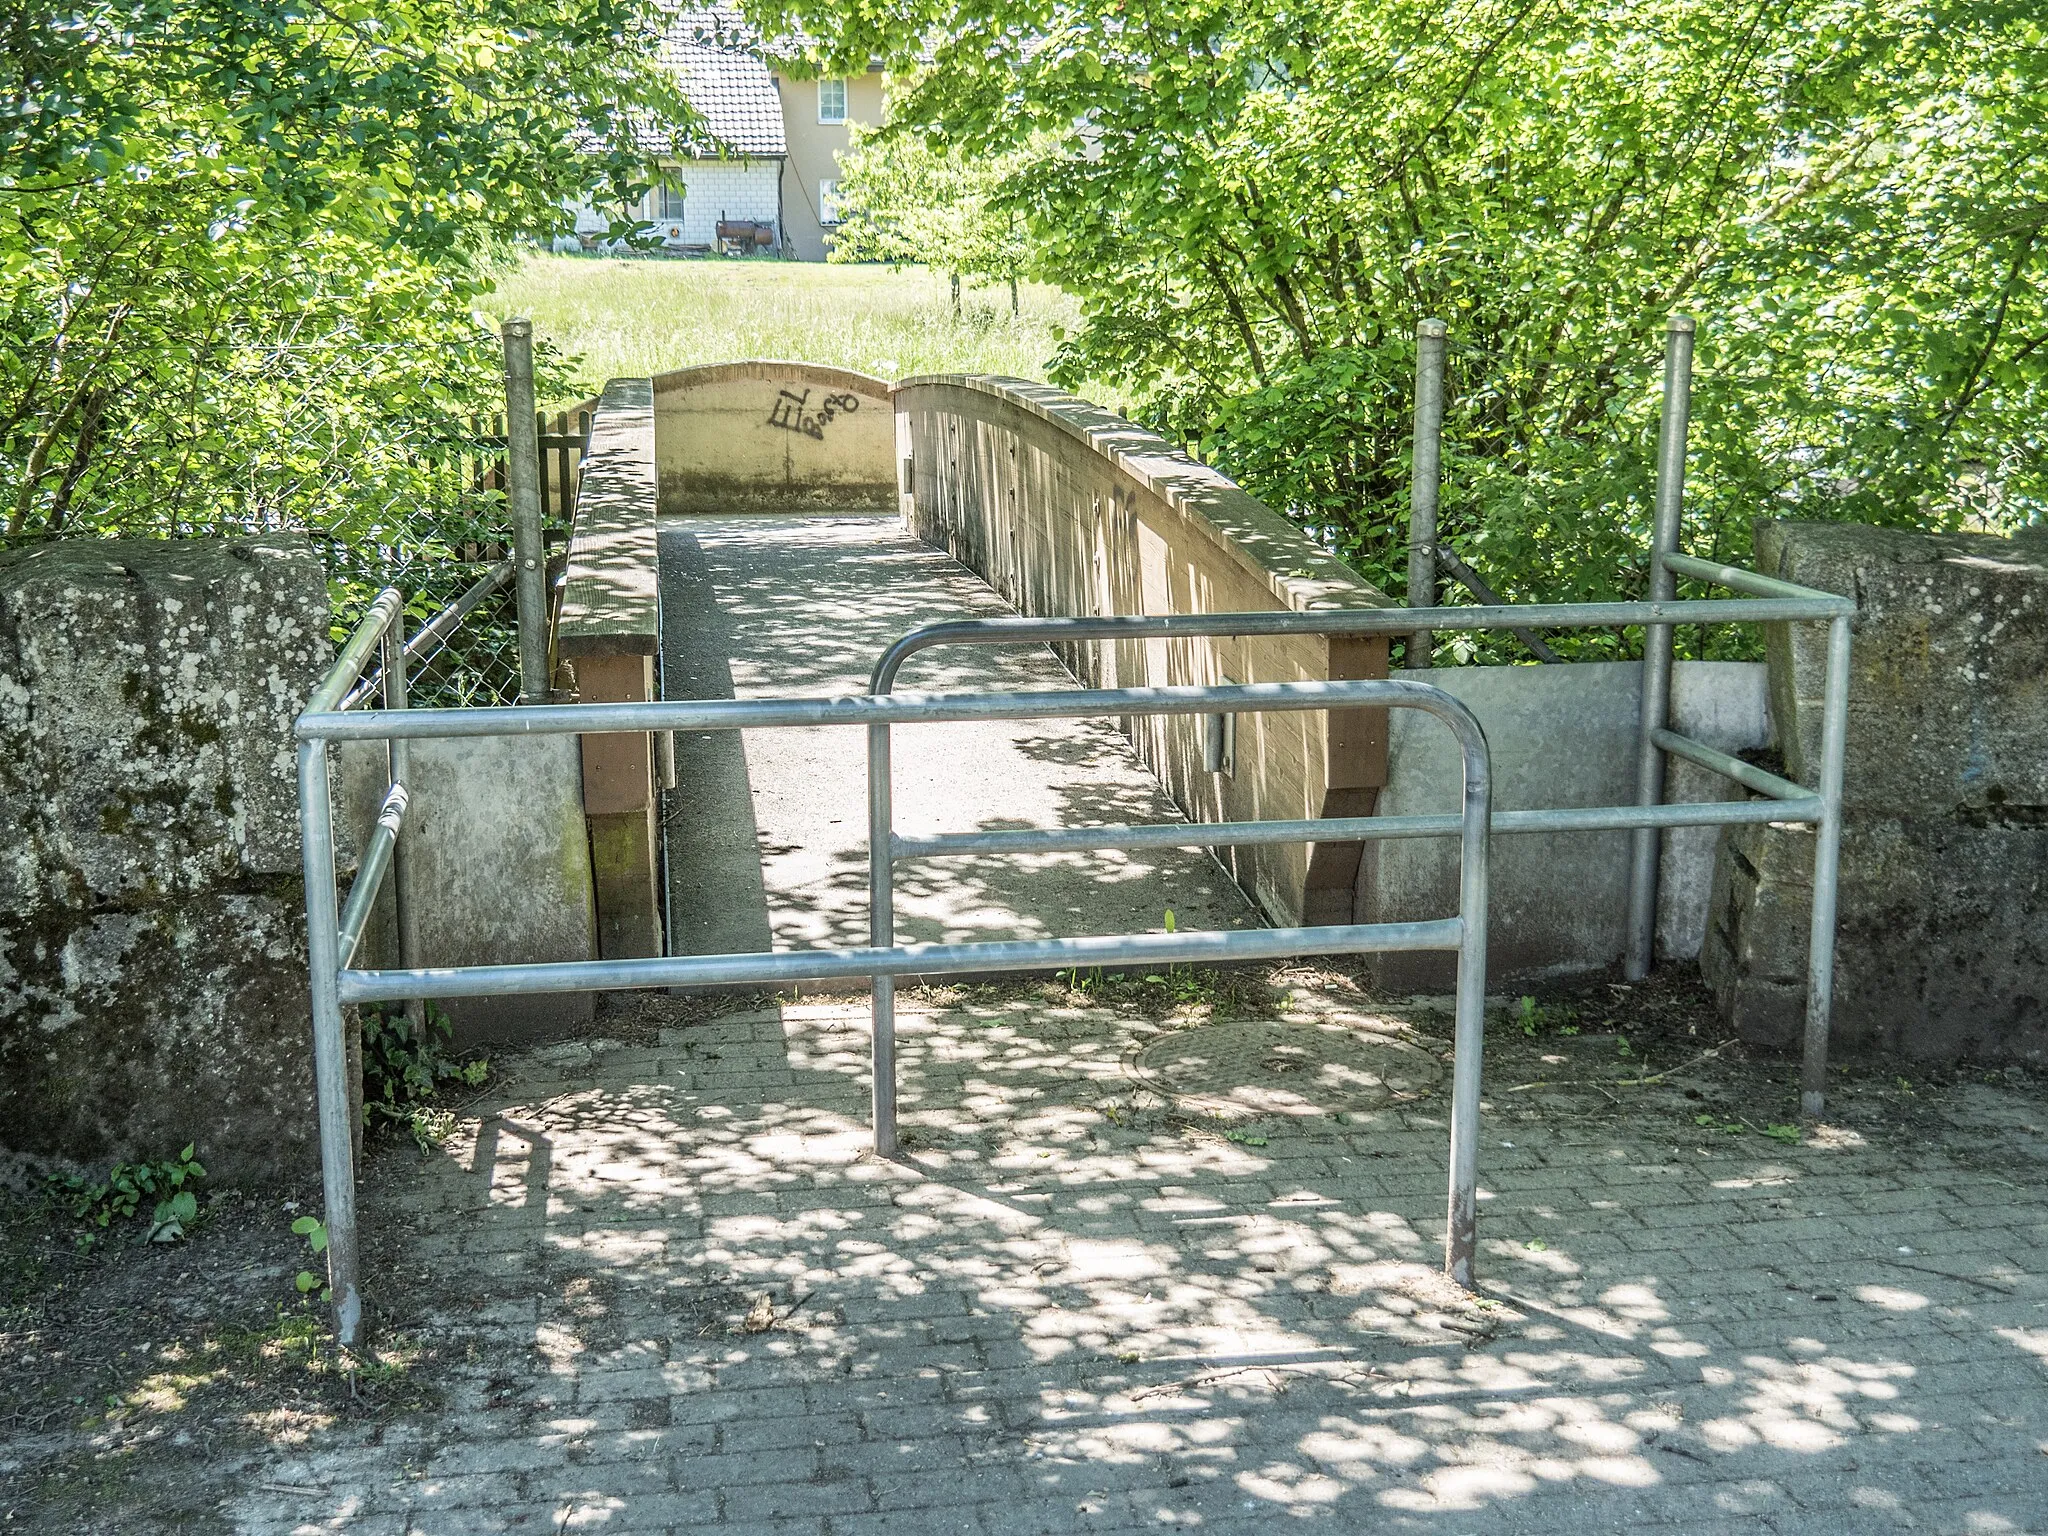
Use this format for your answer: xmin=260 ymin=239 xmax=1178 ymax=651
xmin=481 ymin=252 xmax=1085 ymax=404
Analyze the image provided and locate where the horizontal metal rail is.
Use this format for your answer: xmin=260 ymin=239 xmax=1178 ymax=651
xmin=336 ymin=919 xmax=1466 ymax=1004
xmin=300 ymin=680 xmax=1444 ymax=743
xmin=891 ymin=795 xmax=1817 ymax=862
xmin=870 ymin=595 xmax=1853 ymax=691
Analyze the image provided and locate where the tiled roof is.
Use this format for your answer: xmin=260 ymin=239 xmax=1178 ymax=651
xmin=655 ymin=36 xmax=787 ymax=158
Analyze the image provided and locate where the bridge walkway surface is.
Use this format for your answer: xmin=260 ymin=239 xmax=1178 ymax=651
xmin=656 ymin=513 xmax=1259 ymax=966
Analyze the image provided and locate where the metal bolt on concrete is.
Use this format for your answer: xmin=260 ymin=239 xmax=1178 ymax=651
xmin=225 ymin=995 xmax=2048 ymax=1535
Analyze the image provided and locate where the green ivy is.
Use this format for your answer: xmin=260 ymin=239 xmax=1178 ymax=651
xmin=50 ymin=1144 xmax=206 ymax=1249
xmin=362 ymin=1003 xmax=489 ymax=1150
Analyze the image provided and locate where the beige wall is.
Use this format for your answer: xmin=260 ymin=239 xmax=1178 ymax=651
xmin=653 ymin=361 xmax=895 ymax=512
xmin=894 ymin=375 xmax=1397 ymax=926
xmin=772 ymin=68 xmax=886 ymax=261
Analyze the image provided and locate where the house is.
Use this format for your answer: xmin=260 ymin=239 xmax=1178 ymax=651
xmin=768 ymin=62 xmax=886 ymax=261
xmin=564 ymin=8 xmax=882 ymax=261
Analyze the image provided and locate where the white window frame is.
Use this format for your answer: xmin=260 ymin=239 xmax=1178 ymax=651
xmin=655 ymin=182 xmax=686 ymax=221
xmin=817 ymin=77 xmax=848 ymax=124
xmin=818 ymin=178 xmax=845 ymax=226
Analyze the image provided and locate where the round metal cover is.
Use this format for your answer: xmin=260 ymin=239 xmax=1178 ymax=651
xmin=1124 ymin=1018 xmax=1441 ymax=1115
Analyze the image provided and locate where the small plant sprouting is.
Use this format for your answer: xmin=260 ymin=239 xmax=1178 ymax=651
xmin=293 ymin=1215 xmax=331 ymax=1301
xmin=362 ymin=1001 xmax=489 ymax=1150
xmin=1695 ymin=1113 xmax=1801 ymax=1145
xmin=50 ymin=1145 xmax=206 ymax=1249
xmin=1512 ymin=995 xmax=1581 ymax=1037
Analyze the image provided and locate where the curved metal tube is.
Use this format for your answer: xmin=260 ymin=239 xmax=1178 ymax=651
xmin=305 ymin=587 xmax=404 ymax=716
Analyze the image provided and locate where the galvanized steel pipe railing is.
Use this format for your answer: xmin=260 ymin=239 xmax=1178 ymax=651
xmin=296 ymin=664 xmax=1497 ymax=1341
xmin=862 ymin=541 xmax=1854 ymax=1139
xmin=296 ymin=583 xmax=405 ymax=1348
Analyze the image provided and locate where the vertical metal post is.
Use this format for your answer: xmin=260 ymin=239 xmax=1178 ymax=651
xmin=298 ymin=739 xmax=363 ymax=1346
xmin=1444 ymin=717 xmax=1492 ymax=1288
xmin=502 ymin=319 xmax=549 ymax=703
xmin=1624 ymin=315 xmax=1695 ymax=980
xmin=1800 ymin=614 xmax=1852 ymax=1116
xmin=381 ymin=615 xmax=421 ymax=1030
xmin=867 ymin=721 xmax=899 ymax=1156
xmin=1408 ymin=319 xmax=1448 ymax=669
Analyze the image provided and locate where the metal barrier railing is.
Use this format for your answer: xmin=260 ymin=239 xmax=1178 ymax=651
xmin=297 ymin=663 xmax=1494 ymax=1345
xmin=297 ymin=573 xmax=1847 ymax=1347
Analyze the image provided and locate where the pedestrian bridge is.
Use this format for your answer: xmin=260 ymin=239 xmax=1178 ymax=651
xmin=346 ymin=359 xmax=1793 ymax=1046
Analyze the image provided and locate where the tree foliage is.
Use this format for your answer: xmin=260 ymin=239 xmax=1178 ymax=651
xmin=1 ymin=0 xmax=690 ymax=543
xmin=746 ymin=0 xmax=2048 ymax=657
xmin=830 ymin=123 xmax=1033 ymax=304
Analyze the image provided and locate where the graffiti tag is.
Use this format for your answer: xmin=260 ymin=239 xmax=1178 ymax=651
xmin=766 ymin=388 xmax=861 ymax=441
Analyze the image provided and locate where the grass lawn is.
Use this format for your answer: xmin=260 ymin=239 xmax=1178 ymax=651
xmin=483 ymin=253 xmax=1084 ymax=403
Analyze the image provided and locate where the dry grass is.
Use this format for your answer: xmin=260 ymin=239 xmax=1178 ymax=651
xmin=481 ymin=253 xmax=1085 ymax=404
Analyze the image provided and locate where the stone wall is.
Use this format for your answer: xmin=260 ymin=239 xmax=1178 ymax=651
xmin=0 ymin=537 xmax=329 ymax=1181
xmin=1704 ymin=519 xmax=2048 ymax=1060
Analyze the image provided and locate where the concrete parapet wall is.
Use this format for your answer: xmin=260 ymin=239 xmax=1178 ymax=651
xmin=0 ymin=536 xmax=329 ymax=1181
xmin=340 ymin=737 xmax=596 ymax=1046
xmin=1706 ymin=519 xmax=2048 ymax=1060
xmin=654 ymin=362 xmax=894 ymax=514
xmin=894 ymin=375 xmax=1395 ymax=925
xmin=1359 ymin=661 xmax=1771 ymax=989
xmin=560 ymin=377 xmax=665 ymax=961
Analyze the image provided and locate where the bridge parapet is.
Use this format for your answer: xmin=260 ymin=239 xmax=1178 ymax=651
xmin=558 ymin=376 xmax=664 ymax=959
xmin=653 ymin=361 xmax=895 ymax=513
xmin=893 ymin=374 xmax=1396 ymax=925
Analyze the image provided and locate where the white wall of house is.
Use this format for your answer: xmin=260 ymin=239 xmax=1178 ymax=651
xmin=565 ymin=158 xmax=783 ymax=252
xmin=650 ymin=159 xmax=781 ymax=246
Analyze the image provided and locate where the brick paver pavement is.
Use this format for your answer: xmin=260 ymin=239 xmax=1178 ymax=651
xmin=231 ymin=994 xmax=2048 ymax=1535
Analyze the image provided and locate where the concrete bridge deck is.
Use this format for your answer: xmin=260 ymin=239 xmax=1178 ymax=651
xmin=657 ymin=514 xmax=1259 ymax=966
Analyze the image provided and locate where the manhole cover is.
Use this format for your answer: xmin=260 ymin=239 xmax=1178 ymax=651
xmin=1125 ymin=1019 xmax=1441 ymax=1115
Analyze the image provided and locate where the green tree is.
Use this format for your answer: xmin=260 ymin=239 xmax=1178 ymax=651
xmin=745 ymin=0 xmax=2048 ymax=660
xmin=830 ymin=123 xmax=1033 ymax=313
xmin=1 ymin=0 xmax=691 ymax=544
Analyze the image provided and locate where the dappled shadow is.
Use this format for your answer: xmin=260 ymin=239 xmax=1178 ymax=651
xmin=655 ymin=514 xmax=1258 ymax=958
xmin=243 ymin=998 xmax=2048 ymax=1535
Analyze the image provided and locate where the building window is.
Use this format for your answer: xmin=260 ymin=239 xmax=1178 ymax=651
xmin=655 ymin=181 xmax=686 ymax=221
xmin=817 ymin=78 xmax=847 ymax=124
xmin=818 ymin=179 xmax=845 ymax=226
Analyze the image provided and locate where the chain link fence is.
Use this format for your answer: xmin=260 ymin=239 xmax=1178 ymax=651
xmin=12 ymin=329 xmax=591 ymax=708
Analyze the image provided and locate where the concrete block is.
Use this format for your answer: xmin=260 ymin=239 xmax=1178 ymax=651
xmin=1360 ymin=659 xmax=1770 ymax=988
xmin=341 ymin=734 xmax=597 ymax=1045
